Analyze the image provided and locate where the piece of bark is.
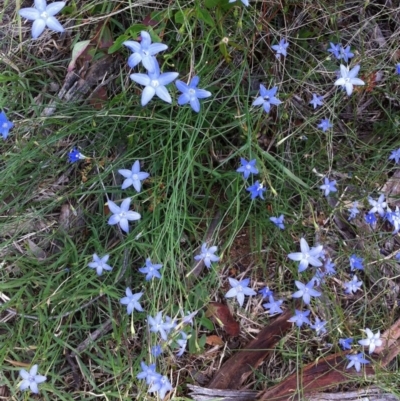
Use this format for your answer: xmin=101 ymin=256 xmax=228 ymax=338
xmin=207 ymin=309 xmax=293 ymax=389
xmin=188 ymin=384 xmax=258 ymax=401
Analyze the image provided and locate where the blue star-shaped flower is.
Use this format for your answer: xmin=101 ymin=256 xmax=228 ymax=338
xmin=319 ymin=177 xmax=337 ymax=196
xmin=339 ymin=337 xmax=353 ymax=350
xmin=148 ymin=312 xmax=175 ymax=341
xmin=175 ymin=76 xmax=212 ymax=113
xmin=123 ymin=31 xmax=168 ymax=72
xmin=368 ymin=194 xmax=387 ymax=217
xmin=271 ymin=38 xmax=289 ymax=58
xmin=138 ymin=258 xmax=163 ymax=280
xmin=324 ymin=259 xmax=336 ymax=275
xmin=118 ymin=160 xmax=150 ymax=192
xmin=348 ymin=201 xmax=360 ymax=221
xmin=262 ymin=295 xmax=284 ymax=315
xmin=334 ymin=64 xmax=365 ymax=96
xmin=136 ymin=361 xmax=157 ymax=384
xmin=88 ymin=253 xmax=113 ymax=276
xmin=291 ymin=280 xmax=321 ymax=305
xmin=309 ymin=93 xmax=324 ymax=109
xmin=252 ymin=85 xmax=282 ymax=113
xmin=0 ymin=111 xmax=14 ymax=139
xmin=225 ymin=277 xmax=257 ymax=307
xmin=68 ymin=148 xmax=85 ymax=163
xmin=107 ymin=198 xmax=141 ymax=233
xmin=176 ymin=331 xmax=188 ymax=357
xmin=194 ymin=243 xmax=220 ymax=268
xmin=339 ymin=45 xmax=354 ymax=63
xmin=343 ymin=275 xmax=363 ymax=294
xmin=120 ymin=288 xmax=144 ymax=314
xmin=18 ymin=0 xmax=65 ymax=39
xmin=349 ymin=254 xmax=364 ymax=271
xmin=287 ymin=237 xmax=324 ymax=273
xmin=310 ymin=317 xmax=327 ymax=334
xmin=346 ymin=353 xmax=369 ymax=372
xmin=287 ymin=309 xmax=311 ymax=328
xmin=148 ymin=374 xmax=173 ymax=400
xmin=236 ymin=158 xmax=259 ymax=179
xmin=269 ymin=214 xmax=285 ymax=230
xmin=130 ymin=59 xmax=178 ymax=106
xmin=396 ymin=64 xmax=400 ymax=75
xmin=151 ymin=344 xmax=163 ymax=357
xmin=317 ymin=118 xmax=333 ymax=132
xmin=389 ymin=148 xmax=400 ymax=164
xmin=364 ymin=213 xmax=376 ymax=225
xmin=327 ymin=42 xmax=341 ymax=59
xmin=246 ymin=180 xmax=267 ymax=200
xmin=258 ymin=286 xmax=273 ymax=298
xmin=19 ymin=365 xmax=47 ymax=394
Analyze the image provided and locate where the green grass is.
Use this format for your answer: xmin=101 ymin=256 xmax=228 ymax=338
xmin=1 ymin=0 xmax=400 ymax=399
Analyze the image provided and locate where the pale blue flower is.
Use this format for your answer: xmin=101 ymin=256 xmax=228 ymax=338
xmin=258 ymin=286 xmax=273 ymax=298
xmin=349 ymin=254 xmax=364 ymax=271
xmin=339 ymin=337 xmax=353 ymax=350
xmin=148 ymin=312 xmax=175 ymax=341
xmin=68 ymin=148 xmax=85 ymax=163
xmin=262 ymin=295 xmax=283 ymax=315
xmin=175 ymin=76 xmax=212 ymax=113
xmin=358 ymin=328 xmax=382 ymax=354
xmin=396 ymin=252 xmax=400 ymax=261
xmin=334 ymin=64 xmax=365 ymax=96
xmin=389 ymin=148 xmax=400 ymax=164
xmin=225 ymin=277 xmax=257 ymax=307
xmin=287 ymin=237 xmax=324 ymax=273
xmin=246 ymin=180 xmax=267 ymax=200
xmin=343 ymin=275 xmax=363 ymax=294
xmin=176 ymin=331 xmax=188 ymax=357
xmin=396 ymin=64 xmax=400 ymax=75
xmin=364 ymin=213 xmax=376 ymax=225
xmin=151 ymin=344 xmax=163 ymax=357
xmin=348 ymin=201 xmax=360 ymax=221
xmin=309 ymin=94 xmax=324 ymax=109
xmin=291 ymin=280 xmax=321 ymax=305
xmin=88 ymin=253 xmax=113 ymax=276
xmin=120 ymin=288 xmax=143 ymax=314
xmin=194 ymin=243 xmax=220 ymax=268
xmin=270 ymin=215 xmax=285 ymax=230
xmin=137 ymin=361 xmax=157 ymax=384
xmin=252 ymin=85 xmax=282 ymax=113
xmin=388 ymin=207 xmax=400 ymax=234
xmin=324 ymin=259 xmax=336 ymax=275
xmin=118 ymin=160 xmax=149 ymax=192
xmin=339 ymin=45 xmax=354 ymax=63
xmin=319 ymin=177 xmax=337 ymax=196
xmin=317 ymin=119 xmax=333 ymax=132
xmin=130 ymin=60 xmax=178 ymax=106
xmin=123 ymin=31 xmax=168 ymax=72
xmin=287 ymin=309 xmax=310 ymax=328
xmin=0 ymin=111 xmax=14 ymax=139
xmin=107 ymin=198 xmax=141 ymax=233
xmin=346 ymin=353 xmax=369 ymax=372
xmin=19 ymin=0 xmax=65 ymax=39
xmin=271 ymin=38 xmax=289 ymax=58
xmin=148 ymin=374 xmax=173 ymax=400
xmin=19 ymin=365 xmax=47 ymax=394
xmin=236 ymin=158 xmax=259 ymax=179
xmin=229 ymin=0 xmax=249 ymax=5
xmin=368 ymin=194 xmax=386 ymax=217
xmin=328 ymin=42 xmax=341 ymax=59
xmin=139 ymin=258 xmax=162 ymax=280
xmin=310 ymin=317 xmax=327 ymax=334
xmin=180 ymin=310 xmax=198 ymax=326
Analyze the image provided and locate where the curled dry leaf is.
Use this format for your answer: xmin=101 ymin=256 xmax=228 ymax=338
xmin=206 ymin=335 xmax=224 ymax=346
xmin=206 ymin=302 xmax=240 ymax=336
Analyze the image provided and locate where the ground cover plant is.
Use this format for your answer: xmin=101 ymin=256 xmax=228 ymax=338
xmin=1 ymin=0 xmax=400 ymax=400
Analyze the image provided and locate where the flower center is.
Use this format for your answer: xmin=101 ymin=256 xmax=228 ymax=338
xmin=246 ymin=165 xmax=251 ymax=169
xmin=2 ymin=123 xmax=7 ymax=128
xmin=257 ymin=184 xmax=263 ymax=191
xmin=264 ymin=96 xmax=270 ymax=101
xmin=344 ymin=77 xmax=351 ymax=83
xmin=40 ymin=11 xmax=49 ymax=19
xmin=132 ymin=174 xmax=138 ymax=180
xmin=205 ymin=252 xmax=210 ymax=258
xmin=237 ymin=285 xmax=243 ymax=292
xmin=142 ymin=50 xmax=149 ymax=56
xmin=151 ymin=80 xmax=159 ymax=88
xmin=119 ymin=212 xmax=126 ymax=218
xmin=188 ymin=88 xmax=196 ymax=96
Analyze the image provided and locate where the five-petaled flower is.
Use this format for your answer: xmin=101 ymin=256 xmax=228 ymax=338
xmin=120 ymin=288 xmax=144 ymax=314
xmin=348 ymin=201 xmax=360 ymax=221
xmin=389 ymin=148 xmax=400 ymax=164
xmin=107 ymin=198 xmax=141 ymax=233
xmin=130 ymin=60 xmax=178 ymax=106
xmin=271 ymin=38 xmax=289 ymax=58
xmin=288 ymin=309 xmax=311 ymax=328
xmin=358 ymin=328 xmax=382 ymax=354
xmin=148 ymin=312 xmax=175 ymax=341
xmin=19 ymin=0 xmax=65 ymax=39
xmin=291 ymin=280 xmax=321 ymax=305
xmin=88 ymin=253 xmax=113 ymax=276
xmin=137 ymin=361 xmax=157 ymax=384
xmin=194 ymin=243 xmax=220 ymax=268
xmin=310 ymin=317 xmax=327 ymax=334
xmin=364 ymin=213 xmax=376 ymax=225
xmin=148 ymin=374 xmax=173 ymax=400
xmin=139 ymin=258 xmax=163 ymax=280
xmin=349 ymin=254 xmax=364 ymax=271
xmin=19 ymin=365 xmax=47 ymax=394
xmin=0 ymin=111 xmax=14 ymax=139
xmin=343 ymin=275 xmax=363 ymax=294
xmin=68 ymin=148 xmax=85 ymax=163
xmin=263 ymin=295 xmax=284 ymax=315
xmin=288 ymin=237 xmax=324 ymax=273
xmin=328 ymin=42 xmax=341 ymax=59
xmin=118 ymin=160 xmax=150 ymax=192
xmin=270 ymin=214 xmax=285 ymax=230
xmin=252 ymin=85 xmax=282 ymax=113
xmin=339 ymin=337 xmax=353 ymax=350
xmin=247 ymin=180 xmax=267 ymax=200
xmin=319 ymin=177 xmax=337 ymax=196
xmin=346 ymin=353 xmax=369 ymax=372
xmin=258 ymin=286 xmax=273 ymax=298
xmin=236 ymin=158 xmax=259 ymax=179
xmin=317 ymin=118 xmax=333 ymax=132
xmin=175 ymin=76 xmax=212 ymax=113
xmin=334 ymin=64 xmax=365 ymax=96
xmin=225 ymin=277 xmax=257 ymax=307
xmin=123 ymin=31 xmax=168 ymax=73
xmin=176 ymin=331 xmax=188 ymax=357
xmin=309 ymin=94 xmax=324 ymax=109
xmin=368 ymin=194 xmax=387 ymax=217
xmin=339 ymin=45 xmax=354 ymax=63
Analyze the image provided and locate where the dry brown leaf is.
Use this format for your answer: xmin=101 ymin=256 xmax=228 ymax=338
xmin=206 ymin=302 xmax=240 ymax=336
xmin=206 ymin=335 xmax=224 ymax=346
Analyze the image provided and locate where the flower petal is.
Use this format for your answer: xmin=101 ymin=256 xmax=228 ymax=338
xmin=130 ymin=73 xmax=151 ymax=86
xmin=141 ymin=86 xmax=156 ymax=106
xmin=34 ymin=0 xmax=47 ymax=11
xmin=195 ymin=89 xmax=212 ymax=99
xmin=107 ymin=200 xmax=121 ymax=214
xmin=46 ymin=2 xmax=65 ymax=16
xmin=19 ymin=8 xmax=40 ymax=20
xmin=46 ymin=16 xmax=64 ymax=33
xmin=127 ymin=53 xmax=142 ymax=68
xmin=148 ymin=43 xmax=168 ymax=55
xmin=155 ymin=86 xmax=172 ymax=103
xmin=189 ymin=96 xmax=200 ymax=112
xmin=119 ymin=218 xmax=129 ymax=233
xmin=123 ymin=40 xmax=141 ymax=52
xmin=158 ymin=72 xmax=179 ymax=86
xmin=32 ymin=18 xmax=46 ymax=39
